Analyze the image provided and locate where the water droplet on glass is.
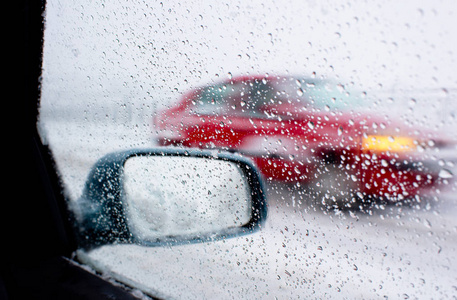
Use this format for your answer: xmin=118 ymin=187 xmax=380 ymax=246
xmin=423 ymin=219 xmax=432 ymax=228
xmin=337 ymin=126 xmax=343 ymax=136
xmin=307 ymin=121 xmax=315 ymax=129
xmin=297 ymin=88 xmax=304 ymax=96
xmin=438 ymin=169 xmax=453 ymax=179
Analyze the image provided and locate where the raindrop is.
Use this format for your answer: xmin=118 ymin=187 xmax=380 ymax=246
xmin=423 ymin=219 xmax=432 ymax=228
xmin=307 ymin=121 xmax=315 ymax=129
xmin=297 ymin=88 xmax=304 ymax=96
xmin=337 ymin=126 xmax=343 ymax=136
xmin=438 ymin=169 xmax=453 ymax=179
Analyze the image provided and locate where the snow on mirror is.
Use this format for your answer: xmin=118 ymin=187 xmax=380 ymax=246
xmin=122 ymin=156 xmax=252 ymax=241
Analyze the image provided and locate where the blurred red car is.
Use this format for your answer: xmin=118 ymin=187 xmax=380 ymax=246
xmin=155 ymin=75 xmax=449 ymax=207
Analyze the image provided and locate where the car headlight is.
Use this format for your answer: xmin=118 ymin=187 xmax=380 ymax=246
xmin=362 ymin=135 xmax=416 ymax=152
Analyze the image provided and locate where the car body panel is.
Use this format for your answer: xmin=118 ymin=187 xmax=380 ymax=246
xmin=155 ymin=75 xmax=447 ymax=200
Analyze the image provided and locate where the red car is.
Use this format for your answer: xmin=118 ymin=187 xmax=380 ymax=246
xmin=155 ymin=75 xmax=448 ymax=207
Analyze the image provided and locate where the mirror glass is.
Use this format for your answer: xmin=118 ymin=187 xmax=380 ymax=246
xmin=122 ymin=156 xmax=252 ymax=241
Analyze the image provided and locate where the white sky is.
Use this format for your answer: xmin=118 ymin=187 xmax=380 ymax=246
xmin=42 ymin=0 xmax=457 ymax=110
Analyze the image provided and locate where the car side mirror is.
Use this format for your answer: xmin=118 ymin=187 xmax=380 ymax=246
xmin=76 ymin=148 xmax=267 ymax=248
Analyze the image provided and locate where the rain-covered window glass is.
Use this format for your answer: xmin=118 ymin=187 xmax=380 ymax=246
xmin=40 ymin=0 xmax=457 ymax=298
xmin=275 ymin=78 xmax=364 ymax=112
xmin=194 ymin=80 xmax=277 ymax=117
xmin=193 ymin=82 xmax=248 ymax=115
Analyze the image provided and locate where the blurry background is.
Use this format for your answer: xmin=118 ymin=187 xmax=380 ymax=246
xmin=41 ymin=0 xmax=457 ymax=117
xmin=42 ymin=0 xmax=457 ymax=91
xmin=40 ymin=0 xmax=457 ymax=207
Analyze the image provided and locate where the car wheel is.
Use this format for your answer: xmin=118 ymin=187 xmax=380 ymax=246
xmin=306 ymin=162 xmax=361 ymax=210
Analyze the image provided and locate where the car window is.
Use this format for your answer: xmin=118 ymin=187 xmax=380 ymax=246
xmin=194 ymin=82 xmax=248 ymax=115
xmin=274 ymin=78 xmax=364 ymax=112
xmin=194 ymin=80 xmax=278 ymax=118
xmin=194 ymin=78 xmax=362 ymax=118
xmin=40 ymin=0 xmax=457 ymax=299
